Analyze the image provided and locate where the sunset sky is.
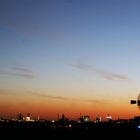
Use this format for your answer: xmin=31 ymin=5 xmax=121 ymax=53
xmin=1 ymin=0 xmax=140 ymax=120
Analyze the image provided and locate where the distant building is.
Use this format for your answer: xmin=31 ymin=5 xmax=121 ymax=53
xmin=79 ymin=115 xmax=90 ymax=123
xmin=106 ymin=114 xmax=112 ymax=122
xmin=115 ymin=119 xmax=129 ymax=124
xmin=37 ymin=115 xmax=40 ymax=121
xmin=59 ymin=114 xmax=69 ymax=122
xmin=25 ymin=116 xmax=31 ymax=121
xmin=96 ymin=115 xmax=101 ymax=123
xmin=24 ymin=113 xmax=34 ymax=122
xmin=134 ymin=116 xmax=140 ymax=123
xmin=17 ymin=113 xmax=24 ymax=121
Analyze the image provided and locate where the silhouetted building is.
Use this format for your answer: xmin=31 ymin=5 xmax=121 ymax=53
xmin=79 ymin=115 xmax=90 ymax=122
xmin=106 ymin=114 xmax=112 ymax=122
xmin=134 ymin=116 xmax=140 ymax=123
xmin=62 ymin=114 xmax=65 ymax=120
xmin=115 ymin=119 xmax=129 ymax=124
xmin=96 ymin=115 xmax=101 ymax=123
xmin=25 ymin=113 xmax=31 ymax=121
xmin=37 ymin=114 xmax=40 ymax=121
xmin=59 ymin=114 xmax=69 ymax=122
xmin=17 ymin=113 xmax=24 ymax=121
xmin=57 ymin=114 xmax=60 ymax=121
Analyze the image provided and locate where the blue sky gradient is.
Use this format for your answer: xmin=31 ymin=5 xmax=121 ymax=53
xmin=1 ymin=0 xmax=140 ymax=119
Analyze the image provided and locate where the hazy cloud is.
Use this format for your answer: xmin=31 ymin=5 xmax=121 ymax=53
xmin=14 ymin=73 xmax=35 ymax=78
xmin=33 ymin=93 xmax=72 ymax=101
xmin=0 ymin=89 xmax=20 ymax=96
xmin=32 ymin=92 xmax=109 ymax=105
xmin=13 ymin=66 xmax=35 ymax=78
xmin=0 ymin=90 xmax=107 ymax=104
xmin=0 ymin=71 xmax=10 ymax=75
xmin=13 ymin=67 xmax=32 ymax=73
xmin=84 ymin=99 xmax=110 ymax=104
xmin=70 ymin=63 xmax=92 ymax=70
xmin=0 ymin=66 xmax=35 ymax=79
xmin=70 ymin=62 xmax=128 ymax=81
xmin=98 ymin=71 xmax=128 ymax=81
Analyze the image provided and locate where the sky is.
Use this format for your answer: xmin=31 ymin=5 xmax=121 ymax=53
xmin=0 ymin=0 xmax=140 ymax=120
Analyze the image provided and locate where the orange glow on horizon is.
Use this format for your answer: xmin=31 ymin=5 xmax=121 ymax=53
xmin=0 ymin=89 xmax=139 ymax=120
xmin=0 ymin=98 xmax=140 ymax=121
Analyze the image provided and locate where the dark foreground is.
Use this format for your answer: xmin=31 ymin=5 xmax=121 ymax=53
xmin=1 ymin=121 xmax=140 ymax=139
